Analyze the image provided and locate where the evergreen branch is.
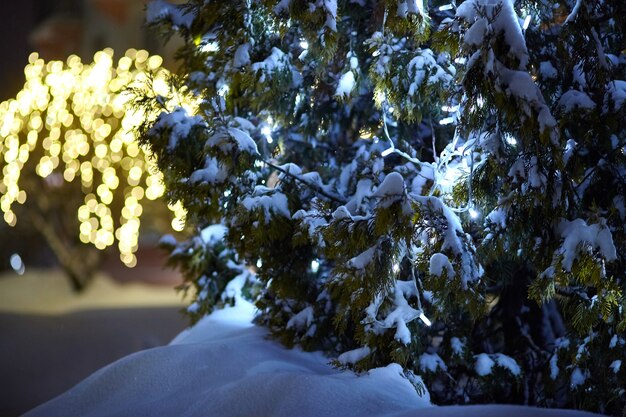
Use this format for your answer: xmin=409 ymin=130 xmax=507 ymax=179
xmin=555 ymin=286 xmax=590 ymax=302
xmin=263 ymin=159 xmax=347 ymax=204
xmin=590 ymin=27 xmax=609 ymax=70
xmin=572 ymin=140 xmax=626 ymax=200
xmin=429 ymin=118 xmax=439 ymax=163
xmin=285 ymin=136 xmax=332 ymax=150
xmin=426 ymin=135 xmax=480 ymax=213
xmin=564 ymin=0 xmax=583 ymax=25
xmin=517 ymin=316 xmax=547 ymax=354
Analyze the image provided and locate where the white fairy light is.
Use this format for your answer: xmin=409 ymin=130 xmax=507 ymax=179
xmin=392 ymin=263 xmax=400 ymax=273
xmin=381 ymin=147 xmax=394 ymax=157
xmin=439 ymin=116 xmax=455 ymax=125
xmin=469 ymin=207 xmax=480 ymax=220
xmin=299 ymin=40 xmax=309 ymax=50
xmin=504 ymin=133 xmax=517 ymax=146
xmin=261 ymin=125 xmax=273 ymax=144
xmin=311 ymin=259 xmax=320 ymax=273
xmin=419 ymin=312 xmax=432 ymax=327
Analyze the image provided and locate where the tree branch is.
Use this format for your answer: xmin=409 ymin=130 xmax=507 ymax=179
xmin=263 ymin=160 xmax=347 ymax=204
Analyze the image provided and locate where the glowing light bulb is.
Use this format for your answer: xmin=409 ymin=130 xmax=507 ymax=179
xmin=419 ymin=313 xmax=432 ymax=327
xmin=504 ymin=134 xmax=517 ymax=146
xmin=439 ymin=117 xmax=455 ymax=125
xmin=381 ymin=147 xmax=394 ymax=157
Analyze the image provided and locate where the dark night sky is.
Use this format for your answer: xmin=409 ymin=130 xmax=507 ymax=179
xmin=0 ymin=1 xmax=83 ymax=101
xmin=0 ymin=1 xmax=36 ymax=101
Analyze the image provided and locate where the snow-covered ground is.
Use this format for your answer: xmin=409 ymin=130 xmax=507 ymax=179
xmin=0 ymin=269 xmax=185 ymax=314
xmin=0 ymin=268 xmax=187 ymax=416
xmin=25 ymin=300 xmax=601 ymax=417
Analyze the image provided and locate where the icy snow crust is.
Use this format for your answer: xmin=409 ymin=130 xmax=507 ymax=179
xmin=26 ymin=303 xmax=602 ymax=417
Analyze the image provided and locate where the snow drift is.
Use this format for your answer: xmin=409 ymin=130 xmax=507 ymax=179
xmin=25 ymin=303 xmax=601 ymax=417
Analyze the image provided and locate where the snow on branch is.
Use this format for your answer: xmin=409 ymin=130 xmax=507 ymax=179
xmin=146 ymin=0 xmax=194 ymax=28
xmin=241 ymin=186 xmax=291 ymax=222
xmin=264 ymin=160 xmax=346 ymax=204
xmin=556 ymin=218 xmax=617 ymax=271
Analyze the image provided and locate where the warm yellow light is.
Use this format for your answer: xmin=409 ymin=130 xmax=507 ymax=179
xmin=78 ymin=205 xmax=90 ymax=221
xmin=80 ymin=220 xmax=92 ymax=235
xmin=0 ymin=48 xmax=195 ymax=266
xmin=4 ymin=210 xmax=17 ymax=226
xmin=147 ymin=55 xmax=163 ymax=70
xmin=131 ymin=186 xmax=144 ymax=200
xmin=135 ymin=49 xmax=149 ymax=64
xmin=94 ymin=143 xmax=108 ymax=158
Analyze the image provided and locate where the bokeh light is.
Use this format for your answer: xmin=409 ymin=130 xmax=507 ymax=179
xmin=0 ymin=48 xmax=192 ymax=267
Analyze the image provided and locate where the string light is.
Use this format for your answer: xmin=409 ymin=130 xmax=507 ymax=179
xmin=439 ymin=116 xmax=455 ymax=125
xmin=381 ymin=147 xmax=394 ymax=157
xmin=261 ymin=124 xmax=274 ymax=144
xmin=0 ymin=48 xmax=195 ymax=267
xmin=504 ymin=133 xmax=517 ymax=146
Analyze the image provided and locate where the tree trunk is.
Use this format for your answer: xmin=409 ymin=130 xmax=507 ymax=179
xmin=29 ymin=208 xmax=98 ymax=292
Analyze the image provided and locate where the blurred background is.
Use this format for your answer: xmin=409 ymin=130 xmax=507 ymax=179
xmin=0 ymin=1 xmax=190 ymax=415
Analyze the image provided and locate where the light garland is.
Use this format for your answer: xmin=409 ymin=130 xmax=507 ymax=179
xmin=0 ymin=48 xmax=193 ymax=267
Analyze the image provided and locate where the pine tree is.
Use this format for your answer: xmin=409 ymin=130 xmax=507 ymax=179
xmin=450 ymin=0 xmax=625 ymax=412
xmin=0 ymin=49 xmax=188 ymax=290
xmin=141 ymin=0 xmax=624 ymax=414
